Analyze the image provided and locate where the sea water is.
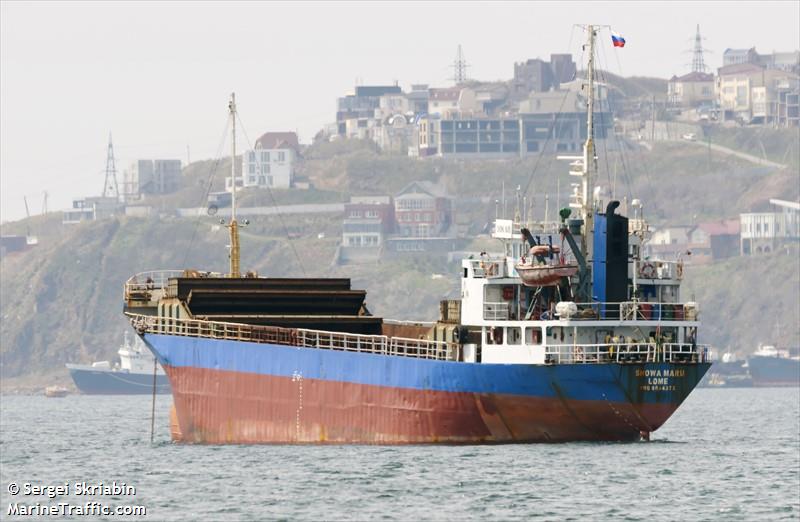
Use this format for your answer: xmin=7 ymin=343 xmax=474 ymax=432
xmin=1 ymin=388 xmax=798 ymax=521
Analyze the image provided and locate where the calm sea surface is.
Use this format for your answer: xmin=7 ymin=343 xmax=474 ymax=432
xmin=1 ymin=388 xmax=798 ymax=521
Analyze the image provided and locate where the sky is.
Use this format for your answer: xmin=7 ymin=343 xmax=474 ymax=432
xmin=1 ymin=1 xmax=799 ymax=223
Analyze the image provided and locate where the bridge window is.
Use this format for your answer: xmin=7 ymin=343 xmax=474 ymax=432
xmin=485 ymin=327 xmax=503 ymax=345
xmin=525 ymin=327 xmax=542 ymax=345
xmin=507 ymin=327 xmax=521 ymax=345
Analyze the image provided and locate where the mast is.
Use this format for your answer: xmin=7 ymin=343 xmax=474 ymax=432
xmin=582 ymin=24 xmax=597 ymax=261
xmin=228 ymin=93 xmax=241 ymax=278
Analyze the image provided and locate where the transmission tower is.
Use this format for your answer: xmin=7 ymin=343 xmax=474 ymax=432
xmin=452 ymin=44 xmax=470 ymax=84
xmin=102 ymin=132 xmax=119 ymax=199
xmin=691 ymin=24 xmax=708 ymax=73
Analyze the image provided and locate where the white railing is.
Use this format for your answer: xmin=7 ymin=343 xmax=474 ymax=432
xmin=544 ymin=342 xmax=709 ymax=364
xmin=469 ymin=259 xmax=503 ymax=278
xmin=483 ymin=301 xmax=511 ymax=321
xmin=127 ymin=313 xmax=459 ymax=362
xmin=547 ymin=301 xmax=697 ymax=322
xmin=637 ymin=260 xmax=683 ymax=281
xmin=124 ymin=270 xmax=185 ymax=302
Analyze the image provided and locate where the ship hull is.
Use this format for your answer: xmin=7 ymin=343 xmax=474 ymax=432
xmin=143 ymin=334 xmax=709 ymax=444
xmin=748 ymin=356 xmax=800 ymax=387
xmin=66 ymin=364 xmax=171 ymax=395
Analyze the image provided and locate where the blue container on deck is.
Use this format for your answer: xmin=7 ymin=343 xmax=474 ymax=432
xmin=652 ymin=303 xmax=662 ymax=320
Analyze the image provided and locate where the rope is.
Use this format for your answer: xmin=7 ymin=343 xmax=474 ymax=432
xmin=597 ymin=28 xmax=638 ymax=204
xmin=521 ymin=25 xmax=579 ymax=203
xmin=604 ymin=26 xmax=651 ymax=208
xmin=150 ymin=355 xmax=157 ymax=444
xmin=236 ymin=113 xmax=308 ymax=276
xmin=182 ymin=119 xmax=231 ymax=267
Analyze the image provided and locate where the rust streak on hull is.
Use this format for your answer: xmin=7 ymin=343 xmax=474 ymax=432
xmin=166 ymin=365 xmax=679 ymax=444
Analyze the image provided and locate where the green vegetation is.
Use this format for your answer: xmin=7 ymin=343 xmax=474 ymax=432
xmin=705 ymin=126 xmax=800 ymax=171
xmin=683 ymin=246 xmax=800 ymax=351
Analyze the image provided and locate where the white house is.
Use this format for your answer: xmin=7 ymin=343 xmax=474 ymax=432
xmin=227 ymin=132 xmax=299 ymax=191
xmin=122 ymin=159 xmax=182 ymax=201
xmin=740 ymin=198 xmax=800 ymax=254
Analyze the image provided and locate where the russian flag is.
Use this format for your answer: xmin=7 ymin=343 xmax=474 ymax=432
xmin=611 ymin=32 xmax=626 ymax=48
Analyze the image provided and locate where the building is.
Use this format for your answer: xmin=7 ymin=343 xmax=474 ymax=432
xmin=372 ymin=95 xmax=414 ymax=154
xmin=513 ymin=54 xmax=576 ymax=95
xmin=62 ymin=196 xmax=122 ymax=224
xmin=394 ymin=181 xmax=452 ymax=238
xmin=518 ymin=80 xmax=612 ymax=155
xmin=230 ymin=131 xmax=299 ymax=191
xmin=418 ymin=116 xmax=520 ymax=158
xmin=341 ymin=196 xmax=395 ymax=248
xmin=650 ymin=226 xmax=692 ymax=248
xmin=417 ymin=80 xmax=612 ymax=159
xmin=122 ymin=159 xmax=182 ymax=200
xmin=765 ymin=51 xmax=800 ymax=74
xmin=723 ymin=48 xmax=800 ymax=74
xmin=776 ymin=88 xmax=800 ymax=127
xmin=465 ymin=83 xmax=510 ymax=116
xmin=338 ymin=196 xmax=396 ymax=264
xmin=717 ymin=63 xmax=800 ymax=125
xmin=406 ymin=84 xmax=430 ymax=115
xmin=667 ymin=72 xmax=715 ymax=108
xmin=740 ymin=199 xmax=800 ymax=255
xmin=645 ymin=225 xmax=692 ymax=260
xmin=722 ymin=48 xmax=760 ymax=67
xmin=427 ymin=87 xmax=464 ymax=117
xmin=687 ymin=220 xmax=740 ymax=263
xmin=336 ymin=85 xmax=403 ymax=137
xmin=339 ymin=195 xmax=393 ymax=263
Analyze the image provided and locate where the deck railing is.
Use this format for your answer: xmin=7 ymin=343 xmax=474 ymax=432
xmin=544 ymin=342 xmax=709 ymax=364
xmin=124 ymin=270 xmax=184 ymax=302
xmin=541 ymin=301 xmax=698 ymax=322
xmin=468 ymin=259 xmax=504 ymax=278
xmin=127 ymin=313 xmax=460 ymax=362
xmin=127 ymin=313 xmax=709 ymax=366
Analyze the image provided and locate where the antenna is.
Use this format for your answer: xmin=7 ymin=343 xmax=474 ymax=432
xmin=582 ymin=25 xmax=597 ymax=261
xmin=227 ymin=93 xmax=241 ymax=278
xmin=452 ymin=44 xmax=470 ymax=84
xmin=558 ymin=24 xmax=597 ymax=260
xmin=102 ymin=132 xmax=119 ymax=199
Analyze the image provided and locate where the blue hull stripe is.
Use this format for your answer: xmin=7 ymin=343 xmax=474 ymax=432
xmin=145 ymin=334 xmax=707 ymax=404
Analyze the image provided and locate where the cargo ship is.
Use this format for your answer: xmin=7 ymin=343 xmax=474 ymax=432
xmin=125 ymin=26 xmax=709 ymax=443
xmin=747 ymin=345 xmax=800 ymax=387
xmin=66 ymin=332 xmax=171 ymax=395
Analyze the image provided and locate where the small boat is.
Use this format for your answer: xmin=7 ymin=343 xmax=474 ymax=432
xmin=45 ymin=386 xmax=68 ymax=398
xmin=515 ymin=246 xmax=578 ymax=287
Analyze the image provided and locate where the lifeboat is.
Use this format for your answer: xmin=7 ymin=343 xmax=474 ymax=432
xmin=515 ymin=245 xmax=578 ymax=287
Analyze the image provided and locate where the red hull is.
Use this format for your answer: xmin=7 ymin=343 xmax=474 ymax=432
xmin=165 ymin=365 xmax=678 ymax=444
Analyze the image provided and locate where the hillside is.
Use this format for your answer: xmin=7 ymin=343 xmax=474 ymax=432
xmin=683 ymin=247 xmax=800 ymax=352
xmin=704 ymin=126 xmax=800 ymax=171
